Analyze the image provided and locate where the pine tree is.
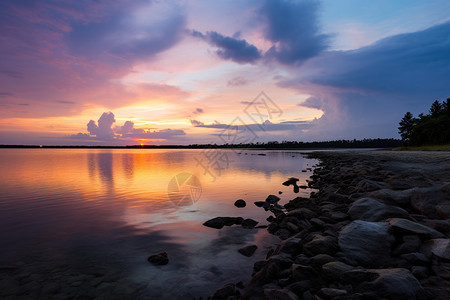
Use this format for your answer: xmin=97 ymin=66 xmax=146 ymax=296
xmin=398 ymin=112 xmax=415 ymax=145
xmin=429 ymin=100 xmax=442 ymax=117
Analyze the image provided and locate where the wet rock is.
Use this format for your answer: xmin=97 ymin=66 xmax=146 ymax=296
xmin=241 ymin=218 xmax=258 ymax=228
xmin=234 ymin=199 xmax=246 ymax=208
xmin=285 ymin=280 xmax=311 ymax=295
xmin=203 ymin=217 xmax=244 ymax=229
xmin=238 ymin=245 xmax=257 ymax=257
xmin=264 ymin=288 xmax=299 ymax=300
xmin=321 ymin=261 xmax=354 ymax=281
xmin=355 ymin=268 xmax=426 ymax=300
xmin=436 ymin=204 xmax=450 ymax=219
xmin=310 ymin=254 xmax=336 ymax=269
xmin=319 ymin=288 xmax=348 ymax=298
xmin=291 ymin=264 xmax=319 ymax=281
xmin=254 ymin=201 xmax=266 ymax=207
xmin=366 ymin=188 xmax=412 ymax=205
xmin=411 ymin=266 xmax=429 ymax=279
xmin=148 ymin=252 xmax=169 ymax=265
xmin=287 ymin=208 xmax=317 ymax=220
xmin=274 ymin=237 xmax=303 ymax=256
xmin=283 ymin=177 xmax=299 ymax=186
xmin=392 ymin=235 xmax=422 ymax=255
xmin=400 ymin=252 xmax=430 ymax=265
xmin=266 ymin=195 xmax=281 ymax=204
xmin=210 ymin=283 xmax=236 ymax=300
xmin=410 ymin=187 xmax=450 ymax=218
xmin=421 ymin=239 xmax=450 ymax=261
xmin=338 ymin=220 xmax=394 ymax=267
xmin=389 ymin=218 xmax=444 ymax=239
xmin=304 ymin=235 xmax=338 ymax=256
xmin=348 ymin=198 xmax=409 ymax=221
xmin=432 ymin=262 xmax=450 ymax=280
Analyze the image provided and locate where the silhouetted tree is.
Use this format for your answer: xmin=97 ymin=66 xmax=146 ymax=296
xmin=443 ymin=98 xmax=450 ymax=116
xmin=429 ymin=100 xmax=442 ymax=117
xmin=398 ymin=112 xmax=415 ymax=145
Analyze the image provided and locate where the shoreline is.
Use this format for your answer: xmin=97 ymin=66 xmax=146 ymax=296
xmin=208 ymin=150 xmax=450 ymax=299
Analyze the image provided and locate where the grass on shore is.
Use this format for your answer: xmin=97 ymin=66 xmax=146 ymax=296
xmin=394 ymin=144 xmax=450 ymax=151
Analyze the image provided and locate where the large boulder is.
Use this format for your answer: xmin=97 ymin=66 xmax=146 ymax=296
xmin=348 ymin=198 xmax=409 ymax=221
xmin=355 ymin=268 xmax=426 ymax=299
xmin=389 ymin=218 xmax=444 ymax=239
xmin=338 ymin=220 xmax=394 ymax=267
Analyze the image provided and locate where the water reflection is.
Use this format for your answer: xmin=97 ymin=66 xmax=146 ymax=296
xmin=0 ymin=148 xmax=318 ymax=298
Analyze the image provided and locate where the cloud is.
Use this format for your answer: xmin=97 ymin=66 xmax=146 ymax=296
xmin=258 ymin=0 xmax=330 ymax=65
xmin=298 ymin=97 xmax=322 ymax=109
xmin=69 ymin=112 xmax=186 ymax=142
xmin=86 ymin=112 xmax=116 ymax=140
xmin=228 ymin=76 xmax=249 ymax=86
xmin=279 ymin=21 xmax=450 ymax=139
xmin=191 ymin=119 xmax=311 ymax=132
xmin=191 ymin=30 xmax=261 ymax=64
xmin=193 ymin=108 xmax=204 ymax=115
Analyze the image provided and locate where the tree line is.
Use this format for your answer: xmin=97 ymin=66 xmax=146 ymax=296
xmin=398 ymin=98 xmax=450 ymax=146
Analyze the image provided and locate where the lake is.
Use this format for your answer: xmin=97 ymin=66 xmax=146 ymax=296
xmin=0 ymin=148 xmax=318 ymax=299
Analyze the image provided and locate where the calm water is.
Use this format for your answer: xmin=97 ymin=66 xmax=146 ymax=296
xmin=0 ymin=149 xmax=318 ymax=299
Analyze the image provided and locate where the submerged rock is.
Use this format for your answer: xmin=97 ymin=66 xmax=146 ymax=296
xmin=282 ymin=177 xmax=299 ymax=186
xmin=203 ymin=217 xmax=243 ymax=229
xmin=234 ymin=199 xmax=246 ymax=208
xmin=238 ymin=245 xmax=258 ymax=257
xmin=241 ymin=218 xmax=258 ymax=228
xmin=148 ymin=252 xmax=169 ymax=265
xmin=266 ymin=195 xmax=281 ymax=204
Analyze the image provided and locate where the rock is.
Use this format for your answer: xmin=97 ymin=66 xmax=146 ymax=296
xmin=400 ymin=252 xmax=430 ymax=265
xmin=355 ymin=268 xmax=426 ymax=300
xmin=234 ymin=199 xmax=246 ymax=208
xmin=436 ymin=204 xmax=450 ymax=219
xmin=291 ymin=264 xmax=319 ymax=281
xmin=210 ymin=283 xmax=235 ymax=300
xmin=287 ymin=208 xmax=317 ymax=220
xmin=348 ymin=198 xmax=409 ymax=221
xmin=304 ymin=235 xmax=338 ymax=256
xmin=283 ymin=177 xmax=299 ymax=186
xmin=410 ymin=187 xmax=450 ymax=218
xmin=203 ymin=217 xmax=244 ymax=229
xmin=338 ymin=220 xmax=394 ymax=267
xmin=319 ymin=288 xmax=348 ymax=298
xmin=421 ymin=239 xmax=450 ymax=261
xmin=238 ymin=245 xmax=257 ymax=257
xmin=264 ymin=288 xmax=299 ymax=300
xmin=389 ymin=218 xmax=444 ymax=239
xmin=274 ymin=237 xmax=303 ymax=256
xmin=366 ymin=188 xmax=412 ymax=205
xmin=411 ymin=266 xmax=429 ymax=279
xmin=310 ymin=254 xmax=336 ymax=269
xmin=147 ymin=252 xmax=169 ymax=265
xmin=285 ymin=280 xmax=311 ymax=295
xmin=266 ymin=195 xmax=281 ymax=204
xmin=392 ymin=235 xmax=422 ymax=255
xmin=254 ymin=201 xmax=266 ymax=207
xmin=432 ymin=262 xmax=450 ymax=280
xmin=241 ymin=218 xmax=258 ymax=228
xmin=321 ymin=261 xmax=354 ymax=281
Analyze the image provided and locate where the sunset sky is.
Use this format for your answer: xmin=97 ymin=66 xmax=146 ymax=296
xmin=1 ymin=0 xmax=450 ymax=145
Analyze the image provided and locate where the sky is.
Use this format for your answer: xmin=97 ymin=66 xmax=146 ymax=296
xmin=1 ymin=0 xmax=450 ymax=145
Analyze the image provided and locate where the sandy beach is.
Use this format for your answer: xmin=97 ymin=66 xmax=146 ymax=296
xmin=209 ymin=150 xmax=450 ymax=299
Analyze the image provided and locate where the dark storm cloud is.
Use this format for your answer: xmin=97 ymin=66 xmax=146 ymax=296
xmin=191 ymin=30 xmax=261 ymax=64
xmin=298 ymin=97 xmax=322 ymax=109
xmin=259 ymin=0 xmax=330 ymax=65
xmin=279 ymin=21 xmax=450 ymax=139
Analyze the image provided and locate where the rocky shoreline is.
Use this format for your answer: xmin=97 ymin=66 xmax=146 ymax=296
xmin=207 ymin=150 xmax=450 ymax=300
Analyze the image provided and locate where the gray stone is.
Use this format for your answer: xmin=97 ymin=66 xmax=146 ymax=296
xmin=348 ymin=198 xmax=409 ymax=221
xmin=321 ymin=261 xmax=354 ymax=281
xmin=356 ymin=268 xmax=425 ymax=300
xmin=421 ymin=239 xmax=450 ymax=261
xmin=389 ymin=218 xmax=444 ymax=238
xmin=264 ymin=288 xmax=299 ymax=300
xmin=338 ymin=220 xmax=394 ymax=267
xmin=304 ymin=235 xmax=338 ymax=255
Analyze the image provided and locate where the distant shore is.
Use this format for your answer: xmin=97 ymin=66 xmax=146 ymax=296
xmin=209 ymin=150 xmax=450 ymax=299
